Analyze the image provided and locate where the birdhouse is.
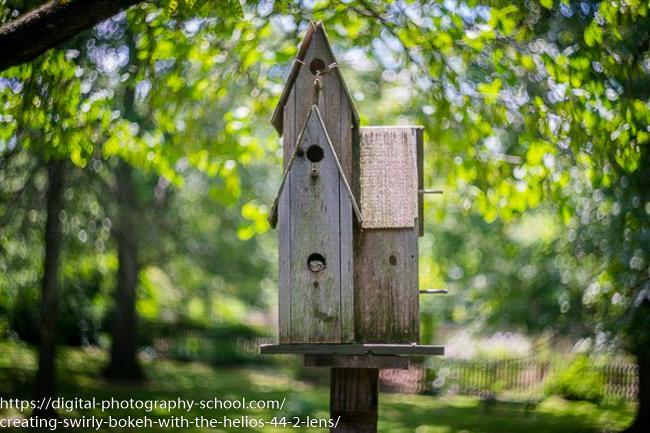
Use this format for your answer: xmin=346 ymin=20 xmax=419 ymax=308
xmin=263 ymin=22 xmax=442 ymax=433
xmin=265 ymin=21 xmax=443 ymax=357
xmin=269 ymin=106 xmax=361 ymax=344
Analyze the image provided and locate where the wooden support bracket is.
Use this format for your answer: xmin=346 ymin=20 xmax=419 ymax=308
xmin=304 ymin=354 xmax=409 ymax=370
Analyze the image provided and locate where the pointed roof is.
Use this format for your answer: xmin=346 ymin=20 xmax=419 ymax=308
xmin=268 ymin=105 xmax=362 ymax=228
xmin=270 ymin=21 xmax=360 ymax=135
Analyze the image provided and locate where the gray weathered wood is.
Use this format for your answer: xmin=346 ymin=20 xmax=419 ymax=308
xmin=359 ymin=127 xmax=419 ymax=229
xmin=278 ymin=87 xmax=296 ymax=343
xmin=340 ymin=177 xmax=354 ymax=343
xmin=260 ymin=343 xmax=444 ymax=356
xmin=304 ymin=354 xmax=409 ymax=369
xmin=290 ymin=110 xmax=343 ymax=342
xmin=278 ymin=172 xmax=291 ymax=342
xmin=416 ymin=127 xmax=424 ymax=236
xmin=331 ymin=368 xmax=378 ymax=433
xmin=354 ymin=126 xmax=421 ymax=344
xmin=272 ymin=107 xmax=360 ymax=343
xmin=270 ymin=22 xmax=359 ymax=138
xmin=283 ymin=86 xmax=296 ymax=170
xmin=354 ymin=227 xmax=419 ymax=343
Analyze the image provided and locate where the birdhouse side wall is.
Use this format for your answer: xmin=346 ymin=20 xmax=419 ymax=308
xmin=354 ymin=227 xmax=419 ymax=343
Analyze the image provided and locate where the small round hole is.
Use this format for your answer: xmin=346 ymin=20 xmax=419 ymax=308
xmin=306 ymin=145 xmax=324 ymax=162
xmin=309 ymin=58 xmax=326 ymax=75
xmin=389 ymin=255 xmax=397 ymax=266
xmin=307 ymin=253 xmax=326 ymax=273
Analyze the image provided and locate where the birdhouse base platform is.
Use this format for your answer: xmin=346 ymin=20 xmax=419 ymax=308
xmin=260 ymin=343 xmax=444 ymax=356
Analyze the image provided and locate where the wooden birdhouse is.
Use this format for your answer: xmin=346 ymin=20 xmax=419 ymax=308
xmin=264 ymin=21 xmax=443 ymax=357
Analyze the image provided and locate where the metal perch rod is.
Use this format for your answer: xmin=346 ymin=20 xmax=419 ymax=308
xmin=419 ymin=289 xmax=448 ymax=294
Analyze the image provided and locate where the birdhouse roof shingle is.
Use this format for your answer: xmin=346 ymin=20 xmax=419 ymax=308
xmin=270 ymin=21 xmax=360 ymax=135
xmin=268 ymin=105 xmax=362 ymax=228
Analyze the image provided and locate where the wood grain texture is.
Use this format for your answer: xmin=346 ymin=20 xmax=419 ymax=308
xmin=304 ymin=354 xmax=409 ymax=369
xmin=354 ymin=226 xmax=419 ymax=344
xmin=291 ymin=26 xmax=356 ymax=183
xmin=289 ymin=113 xmax=342 ymax=343
xmin=340 ymin=176 xmax=354 ymax=343
xmin=270 ymin=22 xmax=359 ymax=135
xmin=359 ymin=127 xmax=420 ymax=229
xmin=331 ymin=368 xmax=378 ymax=433
xmin=275 ymin=107 xmax=359 ymax=343
xmin=278 ymin=89 xmax=295 ymax=343
xmin=416 ymin=128 xmax=424 ymax=236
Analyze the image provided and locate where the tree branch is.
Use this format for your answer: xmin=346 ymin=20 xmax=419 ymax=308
xmin=0 ymin=0 xmax=145 ymax=72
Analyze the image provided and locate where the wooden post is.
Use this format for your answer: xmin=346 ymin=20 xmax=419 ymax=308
xmin=331 ymin=368 xmax=378 ymax=433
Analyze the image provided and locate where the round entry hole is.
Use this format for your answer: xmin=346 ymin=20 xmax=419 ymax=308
xmin=306 ymin=145 xmax=324 ymax=162
xmin=389 ymin=255 xmax=397 ymax=266
xmin=307 ymin=253 xmax=326 ymax=273
xmin=309 ymin=58 xmax=326 ymax=75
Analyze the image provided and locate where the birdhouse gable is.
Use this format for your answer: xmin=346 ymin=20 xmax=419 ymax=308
xmin=270 ymin=21 xmax=359 ymax=135
xmin=269 ymin=105 xmax=361 ymax=228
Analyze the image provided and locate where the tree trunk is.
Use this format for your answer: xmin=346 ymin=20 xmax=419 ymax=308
xmin=32 ymin=159 xmax=65 ymax=419
xmin=0 ymin=0 xmax=141 ymax=72
xmin=103 ymin=161 xmax=143 ymax=382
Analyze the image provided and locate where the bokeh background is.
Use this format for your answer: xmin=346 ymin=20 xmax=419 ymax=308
xmin=1 ymin=1 xmax=649 ymax=432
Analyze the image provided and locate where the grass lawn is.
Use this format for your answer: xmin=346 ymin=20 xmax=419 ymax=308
xmin=0 ymin=341 xmax=635 ymax=432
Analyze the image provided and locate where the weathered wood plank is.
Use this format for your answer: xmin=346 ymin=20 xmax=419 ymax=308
xmin=331 ymin=368 xmax=378 ymax=433
xmin=289 ymin=113 xmax=342 ymax=343
xmin=340 ymin=175 xmax=354 ymax=343
xmin=339 ymin=85 xmax=353 ymax=185
xmin=283 ymin=86 xmax=296 ymax=170
xmin=260 ymin=344 xmax=444 ymax=356
xmin=304 ymin=354 xmax=409 ymax=369
xmin=278 ymin=88 xmax=296 ymax=343
xmin=359 ymin=127 xmax=419 ymax=229
xmin=262 ymin=344 xmax=366 ymax=355
xmin=354 ymin=226 xmax=419 ymax=343
xmin=278 ymin=177 xmax=291 ymax=343
xmin=416 ymin=127 xmax=424 ymax=236
xmin=368 ymin=344 xmax=443 ymax=356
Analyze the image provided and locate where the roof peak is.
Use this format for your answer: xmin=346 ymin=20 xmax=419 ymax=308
xmin=270 ymin=23 xmax=359 ymax=135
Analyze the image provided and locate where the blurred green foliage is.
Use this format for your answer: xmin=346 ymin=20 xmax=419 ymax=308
xmin=0 ymin=0 xmax=648 ymax=375
xmin=544 ymin=355 xmax=607 ymax=404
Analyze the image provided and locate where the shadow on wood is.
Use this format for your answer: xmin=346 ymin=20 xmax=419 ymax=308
xmin=331 ymin=368 xmax=378 ymax=433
